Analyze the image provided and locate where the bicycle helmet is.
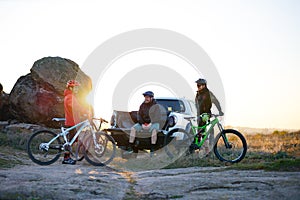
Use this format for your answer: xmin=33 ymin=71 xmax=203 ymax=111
xmin=66 ymin=80 xmax=80 ymax=87
xmin=142 ymin=91 xmax=154 ymax=97
xmin=195 ymin=78 xmax=207 ymax=85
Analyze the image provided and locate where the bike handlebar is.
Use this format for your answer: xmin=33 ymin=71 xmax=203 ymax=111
xmin=200 ymin=113 xmax=224 ymax=118
xmin=209 ymin=113 xmax=223 ymax=117
xmin=92 ymin=117 xmax=108 ymax=123
xmin=184 ymin=113 xmax=223 ymax=121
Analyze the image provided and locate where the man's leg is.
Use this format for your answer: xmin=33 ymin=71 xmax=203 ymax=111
xmin=150 ymin=123 xmax=159 ymax=145
xmin=209 ymin=129 xmax=215 ymax=148
xmin=129 ymin=123 xmax=142 ymax=144
xmin=151 ymin=129 xmax=157 ymax=145
xmin=124 ymin=124 xmax=142 ymax=154
xmin=62 ymin=128 xmax=76 ymax=165
xmin=196 ymin=117 xmax=210 ymax=155
xmin=129 ymin=127 xmax=136 ymax=144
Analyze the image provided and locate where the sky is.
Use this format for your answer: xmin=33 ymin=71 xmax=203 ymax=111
xmin=0 ymin=0 xmax=299 ymax=130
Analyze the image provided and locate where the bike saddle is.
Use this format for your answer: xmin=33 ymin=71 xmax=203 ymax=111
xmin=52 ymin=118 xmax=66 ymax=122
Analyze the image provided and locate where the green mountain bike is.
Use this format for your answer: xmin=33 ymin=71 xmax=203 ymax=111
xmin=164 ymin=113 xmax=247 ymax=163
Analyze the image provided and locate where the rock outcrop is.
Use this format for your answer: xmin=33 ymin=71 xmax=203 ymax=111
xmin=0 ymin=165 xmax=300 ymax=199
xmin=0 ymin=90 xmax=11 ymax=121
xmin=9 ymin=57 xmax=92 ymax=127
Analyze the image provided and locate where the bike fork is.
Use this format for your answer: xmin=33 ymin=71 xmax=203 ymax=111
xmin=217 ymin=123 xmax=231 ymax=149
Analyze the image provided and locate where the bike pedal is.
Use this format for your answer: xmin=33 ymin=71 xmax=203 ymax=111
xmin=190 ymin=143 xmax=199 ymax=150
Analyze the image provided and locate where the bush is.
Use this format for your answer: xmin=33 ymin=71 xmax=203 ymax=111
xmin=0 ymin=131 xmax=30 ymax=150
xmin=272 ymin=130 xmax=288 ymax=136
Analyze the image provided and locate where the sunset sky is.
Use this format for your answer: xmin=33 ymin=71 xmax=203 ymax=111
xmin=0 ymin=0 xmax=299 ymax=130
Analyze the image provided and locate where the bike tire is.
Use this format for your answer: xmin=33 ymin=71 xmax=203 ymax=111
xmin=213 ymin=129 xmax=247 ymax=163
xmin=27 ymin=130 xmax=62 ymax=165
xmin=164 ymin=128 xmax=193 ymax=159
xmin=83 ymin=131 xmax=116 ymax=166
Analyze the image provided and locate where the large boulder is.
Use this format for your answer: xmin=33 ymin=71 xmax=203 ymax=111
xmin=9 ymin=57 xmax=92 ymax=127
xmin=0 ymin=89 xmax=11 ymax=121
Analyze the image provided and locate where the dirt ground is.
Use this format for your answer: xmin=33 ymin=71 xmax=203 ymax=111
xmin=0 ymin=156 xmax=299 ymax=200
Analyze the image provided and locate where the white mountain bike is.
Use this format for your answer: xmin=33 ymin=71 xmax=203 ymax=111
xmin=27 ymin=118 xmax=116 ymax=166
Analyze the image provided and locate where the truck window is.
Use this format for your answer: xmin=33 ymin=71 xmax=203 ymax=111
xmin=188 ymin=100 xmax=197 ymax=115
xmin=156 ymin=99 xmax=186 ymax=113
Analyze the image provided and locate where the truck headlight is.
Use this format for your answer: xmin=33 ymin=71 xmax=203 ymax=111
xmin=168 ymin=116 xmax=177 ymax=127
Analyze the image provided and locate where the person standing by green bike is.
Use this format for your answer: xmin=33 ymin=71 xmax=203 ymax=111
xmin=195 ymin=78 xmax=224 ymax=152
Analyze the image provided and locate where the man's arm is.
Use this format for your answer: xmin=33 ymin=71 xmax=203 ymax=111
xmin=195 ymin=94 xmax=200 ymax=116
xmin=137 ymin=105 xmax=145 ymax=124
xmin=150 ymin=104 xmax=167 ymax=124
xmin=209 ymin=91 xmax=224 ymax=115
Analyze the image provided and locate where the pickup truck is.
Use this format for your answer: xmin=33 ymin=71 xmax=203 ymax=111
xmin=107 ymin=97 xmax=197 ymax=157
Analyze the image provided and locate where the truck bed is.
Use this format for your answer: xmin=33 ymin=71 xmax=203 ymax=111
xmin=106 ymin=127 xmax=168 ymax=149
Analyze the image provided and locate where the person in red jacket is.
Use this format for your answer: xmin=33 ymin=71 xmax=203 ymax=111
xmin=64 ymin=80 xmax=83 ymax=126
xmin=63 ymin=80 xmax=87 ymax=165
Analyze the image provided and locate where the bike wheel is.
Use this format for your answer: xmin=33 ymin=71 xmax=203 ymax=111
xmin=164 ymin=128 xmax=193 ymax=159
xmin=83 ymin=131 xmax=116 ymax=166
xmin=213 ymin=129 xmax=247 ymax=163
xmin=27 ymin=130 xmax=62 ymax=165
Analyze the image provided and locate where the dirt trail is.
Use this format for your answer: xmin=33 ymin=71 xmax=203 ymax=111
xmin=0 ymin=158 xmax=299 ymax=200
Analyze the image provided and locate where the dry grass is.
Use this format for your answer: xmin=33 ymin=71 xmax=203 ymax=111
xmin=245 ymin=130 xmax=300 ymax=157
xmin=165 ymin=130 xmax=300 ymax=171
xmin=1 ymin=129 xmax=299 ymax=171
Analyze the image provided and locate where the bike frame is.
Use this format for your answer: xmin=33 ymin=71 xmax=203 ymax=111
xmin=46 ymin=119 xmax=94 ymax=149
xmin=189 ymin=114 xmax=227 ymax=148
